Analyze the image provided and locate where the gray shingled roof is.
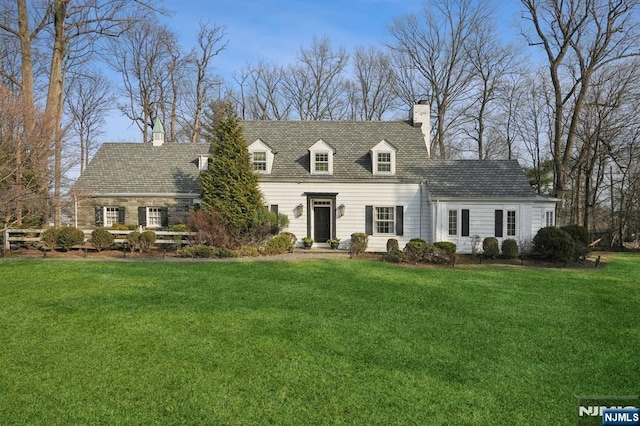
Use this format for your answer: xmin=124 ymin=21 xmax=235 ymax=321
xmin=241 ymin=121 xmax=429 ymax=181
xmin=424 ymin=160 xmax=537 ymax=199
xmin=74 ymin=121 xmax=537 ymax=199
xmin=74 ymin=143 xmax=208 ymax=195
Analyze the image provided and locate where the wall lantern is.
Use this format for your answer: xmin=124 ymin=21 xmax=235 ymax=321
xmin=338 ymin=204 xmax=346 ymax=218
xmin=294 ymin=203 xmax=304 ymax=218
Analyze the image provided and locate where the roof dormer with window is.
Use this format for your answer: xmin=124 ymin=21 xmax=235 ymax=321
xmin=370 ymin=140 xmax=397 ymax=175
xmin=248 ymin=139 xmax=275 ymax=174
xmin=308 ymin=139 xmax=335 ymax=175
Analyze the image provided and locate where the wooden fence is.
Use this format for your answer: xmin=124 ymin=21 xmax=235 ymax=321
xmin=2 ymin=228 xmax=193 ymax=252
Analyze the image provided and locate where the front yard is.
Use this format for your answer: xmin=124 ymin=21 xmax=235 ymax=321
xmin=0 ymin=254 xmax=638 ymax=424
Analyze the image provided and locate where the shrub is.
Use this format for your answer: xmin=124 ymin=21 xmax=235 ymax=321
xmin=561 ymin=224 xmax=591 ymax=261
xmin=41 ymin=228 xmax=59 ymax=250
xmin=349 ymin=233 xmax=368 ymax=257
xmin=90 ymin=228 xmax=114 ymax=252
xmin=533 ymin=226 xmax=575 ymax=261
xmin=110 ymin=223 xmax=130 ymax=231
xmin=56 ymin=227 xmax=85 ymax=251
xmin=281 ymin=232 xmax=297 ymax=252
xmin=167 ymin=223 xmax=187 ymax=232
xmin=218 ymin=248 xmax=237 ymax=258
xmin=560 ymin=224 xmax=591 ymax=246
xmin=177 ymin=244 xmax=220 ymax=258
xmin=139 ymin=230 xmax=157 ymax=252
xmin=482 ymin=237 xmax=499 ymax=258
xmin=501 ymin=239 xmax=519 ymax=259
xmin=404 ymin=238 xmax=429 ymax=263
xmin=126 ymin=231 xmax=141 ymax=251
xmin=386 ymin=238 xmax=399 ymax=253
xmin=384 ymin=248 xmax=404 ymax=263
xmin=263 ymin=233 xmax=295 ymax=255
xmin=433 ymin=241 xmax=456 ymax=255
xmin=237 ymin=246 xmax=261 ymax=257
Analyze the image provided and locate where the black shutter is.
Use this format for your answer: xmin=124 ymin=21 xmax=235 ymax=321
xmin=160 ymin=207 xmax=169 ymax=227
xmin=462 ymin=209 xmax=469 ymax=237
xmin=270 ymin=204 xmax=278 ymax=215
xmin=365 ymin=205 xmax=374 ymax=235
xmin=495 ymin=210 xmax=503 ymax=237
xmin=138 ymin=207 xmax=146 ymax=226
xmin=117 ymin=207 xmax=125 ymax=224
xmin=95 ymin=207 xmax=103 ymax=227
xmin=395 ymin=206 xmax=404 ymax=236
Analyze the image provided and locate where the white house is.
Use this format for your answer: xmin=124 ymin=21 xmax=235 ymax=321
xmin=73 ymin=104 xmax=556 ymax=253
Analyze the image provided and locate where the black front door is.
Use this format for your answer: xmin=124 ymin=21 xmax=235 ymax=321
xmin=314 ymin=206 xmax=331 ymax=243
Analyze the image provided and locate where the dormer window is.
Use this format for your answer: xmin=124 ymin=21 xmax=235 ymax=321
xmin=314 ymin=152 xmax=329 ymax=172
xmin=377 ymin=152 xmax=392 ymax=172
xmin=248 ymin=139 xmax=275 ymax=174
xmin=308 ymin=140 xmax=335 ymax=175
xmin=252 ymin=151 xmax=267 ymax=171
xmin=371 ymin=140 xmax=397 ymax=175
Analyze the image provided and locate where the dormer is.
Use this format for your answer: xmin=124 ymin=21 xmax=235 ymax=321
xmin=248 ymin=139 xmax=275 ymax=174
xmin=152 ymin=117 xmax=165 ymax=146
xmin=370 ymin=140 xmax=397 ymax=175
xmin=308 ymin=139 xmax=335 ymax=175
xmin=198 ymin=155 xmax=210 ymax=171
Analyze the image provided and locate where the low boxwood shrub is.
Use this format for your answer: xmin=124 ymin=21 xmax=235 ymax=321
xmin=166 ymin=223 xmax=187 ymax=232
xmin=482 ymin=237 xmax=499 ymax=258
xmin=501 ymin=239 xmax=519 ymax=258
xmin=41 ymin=228 xmax=59 ymax=250
xmin=533 ymin=226 xmax=575 ymax=261
xmin=126 ymin=231 xmax=141 ymax=251
xmin=90 ymin=228 xmax=114 ymax=252
xmin=384 ymin=248 xmax=404 ymax=263
xmin=350 ymin=233 xmax=368 ymax=257
xmin=263 ymin=233 xmax=295 ymax=255
xmin=404 ymin=238 xmax=429 ymax=263
xmin=433 ymin=241 xmax=456 ymax=255
xmin=237 ymin=246 xmax=261 ymax=257
xmin=139 ymin=230 xmax=157 ymax=253
xmin=178 ymin=244 xmax=220 ymax=258
xmin=218 ymin=248 xmax=237 ymax=258
xmin=56 ymin=227 xmax=85 ymax=251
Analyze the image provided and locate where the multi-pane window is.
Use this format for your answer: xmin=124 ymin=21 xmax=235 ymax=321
xmin=147 ymin=207 xmax=162 ymax=228
xmin=315 ymin=152 xmax=329 ymax=172
xmin=448 ymin=210 xmax=458 ymax=236
xmin=105 ymin=207 xmax=119 ymax=227
xmin=545 ymin=211 xmax=554 ymax=227
xmin=252 ymin=151 xmax=267 ymax=171
xmin=507 ymin=210 xmax=516 ymax=236
xmin=377 ymin=152 xmax=392 ymax=172
xmin=375 ymin=207 xmax=395 ymax=234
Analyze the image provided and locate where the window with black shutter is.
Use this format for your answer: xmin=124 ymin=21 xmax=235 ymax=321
xmin=395 ymin=206 xmax=404 ymax=236
xmin=462 ymin=209 xmax=469 ymax=237
xmin=365 ymin=205 xmax=373 ymax=235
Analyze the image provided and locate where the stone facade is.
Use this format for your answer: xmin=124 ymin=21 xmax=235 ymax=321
xmin=76 ymin=196 xmax=196 ymax=229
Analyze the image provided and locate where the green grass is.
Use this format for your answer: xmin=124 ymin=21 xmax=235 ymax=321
xmin=0 ymin=255 xmax=638 ymax=425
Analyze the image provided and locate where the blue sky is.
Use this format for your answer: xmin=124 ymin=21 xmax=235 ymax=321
xmin=104 ymin=0 xmax=524 ymax=142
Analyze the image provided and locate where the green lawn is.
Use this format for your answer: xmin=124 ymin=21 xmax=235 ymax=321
xmin=0 ymin=255 xmax=638 ymax=425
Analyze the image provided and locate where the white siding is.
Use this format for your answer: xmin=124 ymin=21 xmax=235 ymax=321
xmin=429 ymin=200 xmax=537 ymax=254
xmin=260 ymin=182 xmax=426 ymax=252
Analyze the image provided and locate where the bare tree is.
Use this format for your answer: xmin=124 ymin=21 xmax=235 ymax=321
xmin=347 ymin=45 xmax=399 ymax=121
xmin=188 ymin=22 xmax=226 ymax=143
xmin=65 ymin=69 xmax=113 ymax=173
xmin=282 ymin=36 xmax=349 ymax=120
xmin=520 ymin=0 xmax=640 ymax=222
xmin=389 ymin=0 xmax=490 ymax=158
xmin=235 ymin=60 xmax=291 ymax=120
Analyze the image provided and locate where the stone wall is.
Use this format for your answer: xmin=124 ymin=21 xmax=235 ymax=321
xmin=76 ymin=196 xmax=196 ymax=229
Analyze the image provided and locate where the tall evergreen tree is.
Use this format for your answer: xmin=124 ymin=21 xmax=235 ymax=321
xmin=200 ymin=103 xmax=264 ymax=233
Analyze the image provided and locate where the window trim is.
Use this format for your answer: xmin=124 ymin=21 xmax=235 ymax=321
xmin=545 ymin=210 xmax=555 ymax=227
xmin=251 ymin=151 xmax=267 ymax=172
xmin=448 ymin=209 xmax=458 ymax=236
xmin=146 ymin=207 xmax=162 ymax=228
xmin=313 ymin=151 xmax=330 ymax=174
xmin=374 ymin=206 xmax=396 ymax=235
xmin=104 ymin=207 xmax=120 ymax=228
xmin=376 ymin=151 xmax=393 ymax=173
xmin=506 ymin=210 xmax=516 ymax=237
